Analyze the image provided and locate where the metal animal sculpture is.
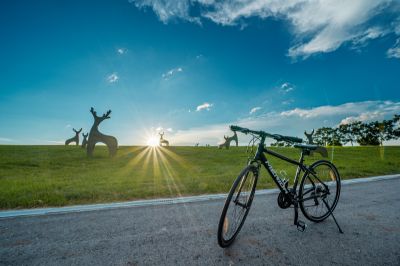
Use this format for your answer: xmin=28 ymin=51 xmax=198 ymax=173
xmin=81 ymin=133 xmax=88 ymax=148
xmin=304 ymin=129 xmax=328 ymax=158
xmin=218 ymin=131 xmax=238 ymax=149
xmin=304 ymin=129 xmax=315 ymax=144
xmin=159 ymin=132 xmax=169 ymax=146
xmin=65 ymin=128 xmax=82 ymax=146
xmin=87 ymin=107 xmax=118 ymax=157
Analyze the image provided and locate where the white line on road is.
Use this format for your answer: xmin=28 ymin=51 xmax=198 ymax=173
xmin=1 ymin=174 xmax=399 ymax=219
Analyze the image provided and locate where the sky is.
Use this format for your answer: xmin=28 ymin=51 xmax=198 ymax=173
xmin=0 ymin=0 xmax=399 ymax=146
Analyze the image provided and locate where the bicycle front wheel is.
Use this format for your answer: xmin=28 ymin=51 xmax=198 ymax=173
xmin=299 ymin=160 xmax=341 ymax=222
xmin=217 ymin=165 xmax=259 ymax=248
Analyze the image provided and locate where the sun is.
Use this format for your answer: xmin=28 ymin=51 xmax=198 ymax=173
xmin=146 ymin=136 xmax=159 ymax=147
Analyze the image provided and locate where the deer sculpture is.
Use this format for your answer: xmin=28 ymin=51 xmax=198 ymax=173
xmin=81 ymin=133 xmax=88 ymax=149
xmin=65 ymin=128 xmax=82 ymax=146
xmin=304 ymin=129 xmax=315 ymax=144
xmin=159 ymin=132 xmax=169 ymax=146
xmin=218 ymin=131 xmax=238 ymax=149
xmin=87 ymin=107 xmax=118 ymax=157
xmin=304 ymin=129 xmax=328 ymax=158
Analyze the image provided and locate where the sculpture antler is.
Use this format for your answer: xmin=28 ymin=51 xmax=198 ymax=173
xmin=304 ymin=129 xmax=314 ymax=136
xmin=304 ymin=129 xmax=315 ymax=144
xmin=102 ymin=110 xmax=112 ymax=119
xmin=90 ymin=107 xmax=111 ymax=121
xmin=90 ymin=107 xmax=97 ymax=117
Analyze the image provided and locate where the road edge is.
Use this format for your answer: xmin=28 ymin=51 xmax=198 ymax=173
xmin=1 ymin=173 xmax=399 ymax=219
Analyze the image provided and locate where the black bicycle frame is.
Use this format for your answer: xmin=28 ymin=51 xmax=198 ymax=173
xmin=252 ymin=135 xmax=310 ymax=195
xmin=234 ymin=128 xmax=343 ymax=233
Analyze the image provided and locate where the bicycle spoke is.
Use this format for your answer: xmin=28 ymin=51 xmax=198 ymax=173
xmin=220 ymin=166 xmax=257 ymax=243
xmin=301 ymin=187 xmax=315 ymax=197
xmin=300 ymin=161 xmax=340 ymax=222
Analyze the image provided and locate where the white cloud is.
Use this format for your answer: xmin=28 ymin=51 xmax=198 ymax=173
xmin=107 ymin=73 xmax=119 ymax=83
xmin=387 ymin=38 xmax=400 ymax=58
xmin=170 ymin=100 xmax=400 ymax=145
xmin=281 ymin=100 xmax=400 ymax=121
xmin=250 ymin=106 xmax=261 ymax=114
xmin=282 ymin=99 xmax=294 ymax=105
xmin=155 ymin=126 xmax=173 ymax=132
xmin=47 ymin=140 xmax=64 ymax=144
xmin=280 ymin=82 xmax=294 ymax=93
xmin=117 ymin=48 xmax=127 ymax=54
xmin=196 ymin=102 xmax=213 ymax=111
xmin=131 ymin=0 xmax=400 ymax=59
xmin=0 ymin=137 xmax=14 ymax=142
xmin=339 ymin=112 xmax=381 ymax=125
xmin=130 ymin=0 xmax=201 ymax=24
xmin=162 ymin=67 xmax=183 ymax=80
xmin=353 ymin=27 xmax=389 ymax=46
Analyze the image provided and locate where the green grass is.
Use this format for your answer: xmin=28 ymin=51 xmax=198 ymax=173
xmin=0 ymin=145 xmax=399 ymax=209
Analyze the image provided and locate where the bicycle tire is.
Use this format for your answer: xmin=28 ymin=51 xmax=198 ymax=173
xmin=299 ymin=160 xmax=341 ymax=222
xmin=217 ymin=165 xmax=259 ymax=248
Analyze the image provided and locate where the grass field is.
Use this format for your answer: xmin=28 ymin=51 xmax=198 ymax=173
xmin=0 ymin=145 xmax=399 ymax=209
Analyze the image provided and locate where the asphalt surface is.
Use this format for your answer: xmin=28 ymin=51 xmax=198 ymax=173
xmin=1 ymin=177 xmax=400 ymax=266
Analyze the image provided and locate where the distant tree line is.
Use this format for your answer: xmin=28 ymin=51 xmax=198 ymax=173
xmin=271 ymin=114 xmax=400 ymax=147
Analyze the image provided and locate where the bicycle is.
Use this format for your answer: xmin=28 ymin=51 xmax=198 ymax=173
xmin=217 ymin=125 xmax=343 ymax=248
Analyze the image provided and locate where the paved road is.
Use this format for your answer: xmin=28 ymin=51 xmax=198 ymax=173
xmin=1 ymin=178 xmax=400 ymax=265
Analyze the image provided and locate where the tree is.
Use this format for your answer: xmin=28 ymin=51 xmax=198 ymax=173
xmin=328 ymin=128 xmax=343 ymax=146
xmin=373 ymin=119 xmax=395 ymax=146
xmin=270 ymin=141 xmax=285 ymax=147
xmin=314 ymin=114 xmax=400 ymax=147
xmin=390 ymin=114 xmax=400 ymax=140
xmin=339 ymin=121 xmax=360 ymax=146
xmin=349 ymin=121 xmax=363 ymax=145
xmin=338 ymin=123 xmax=351 ymax=145
xmin=356 ymin=122 xmax=380 ymax=146
xmin=313 ymin=127 xmax=331 ymax=146
xmin=314 ymin=127 xmax=342 ymax=146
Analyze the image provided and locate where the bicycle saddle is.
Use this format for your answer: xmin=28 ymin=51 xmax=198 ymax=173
xmin=294 ymin=144 xmax=328 ymax=158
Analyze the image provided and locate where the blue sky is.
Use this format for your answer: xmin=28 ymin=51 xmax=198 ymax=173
xmin=0 ymin=0 xmax=399 ymax=145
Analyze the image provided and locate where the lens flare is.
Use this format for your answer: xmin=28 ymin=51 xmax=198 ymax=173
xmin=147 ymin=136 xmax=159 ymax=147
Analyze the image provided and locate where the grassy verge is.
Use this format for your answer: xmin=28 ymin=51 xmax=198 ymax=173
xmin=0 ymin=145 xmax=399 ymax=209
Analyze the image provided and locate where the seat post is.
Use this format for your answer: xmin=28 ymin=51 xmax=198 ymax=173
xmin=292 ymin=151 xmax=305 ymax=191
xmin=299 ymin=150 xmax=305 ymax=164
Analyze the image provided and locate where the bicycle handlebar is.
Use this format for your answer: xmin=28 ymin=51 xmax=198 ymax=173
xmin=230 ymin=125 xmax=303 ymax=143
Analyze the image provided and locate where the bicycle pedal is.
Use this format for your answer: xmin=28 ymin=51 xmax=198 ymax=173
xmin=296 ymin=220 xmax=307 ymax=232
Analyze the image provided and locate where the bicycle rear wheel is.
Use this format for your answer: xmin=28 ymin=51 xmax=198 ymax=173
xmin=299 ymin=160 xmax=341 ymax=222
xmin=217 ymin=165 xmax=259 ymax=248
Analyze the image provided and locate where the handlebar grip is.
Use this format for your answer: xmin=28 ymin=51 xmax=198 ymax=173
xmin=273 ymin=134 xmax=303 ymax=143
xmin=230 ymin=125 xmax=246 ymax=133
xmin=283 ymin=136 xmax=303 ymax=143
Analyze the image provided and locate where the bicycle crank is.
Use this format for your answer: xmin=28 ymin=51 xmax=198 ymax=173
xmin=277 ymin=191 xmax=292 ymax=209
